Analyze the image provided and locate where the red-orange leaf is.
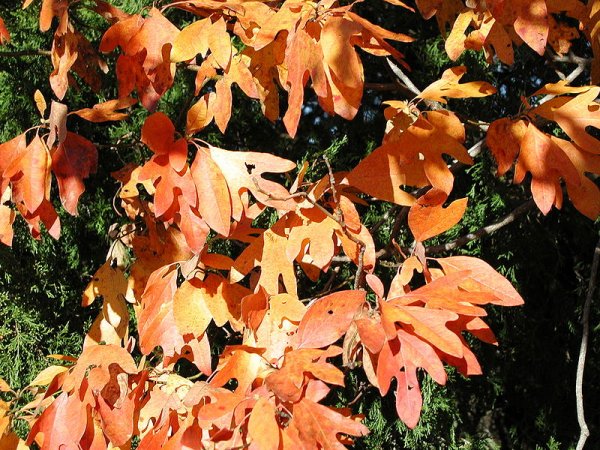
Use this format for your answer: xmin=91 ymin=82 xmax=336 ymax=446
xmin=295 ymin=290 xmax=366 ymax=349
xmin=0 ymin=17 xmax=10 ymax=45
xmin=51 ymin=132 xmax=98 ymax=215
xmin=141 ymin=112 xmax=187 ymax=172
xmin=292 ymin=398 xmax=369 ymax=449
xmin=5 ymin=135 xmax=51 ymax=214
xmin=514 ymin=0 xmax=549 ymax=56
xmin=435 ymin=256 xmax=525 ymax=306
xmin=190 ymin=148 xmax=231 ymax=236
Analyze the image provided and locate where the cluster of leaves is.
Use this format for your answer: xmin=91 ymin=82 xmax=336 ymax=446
xmin=0 ymin=0 xmax=599 ymax=448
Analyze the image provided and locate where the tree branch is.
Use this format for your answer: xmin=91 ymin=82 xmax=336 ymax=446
xmin=540 ymin=57 xmax=589 ymax=105
xmin=427 ymin=200 xmax=535 ymax=254
xmin=0 ymin=49 xmax=51 ymax=57
xmin=386 ymin=58 xmax=421 ymax=96
xmin=575 ymin=234 xmax=600 ymax=450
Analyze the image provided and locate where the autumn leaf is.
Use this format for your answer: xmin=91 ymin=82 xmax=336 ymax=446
xmin=347 ymin=110 xmax=472 ymax=201
xmin=82 ymin=261 xmax=129 ymax=346
xmin=27 ymin=392 xmax=87 ymax=450
xmin=248 ymin=397 xmax=280 ymax=450
xmin=408 ymin=188 xmax=468 ymax=241
xmin=231 ymin=217 xmax=297 ymax=295
xmin=513 ymin=0 xmax=549 ymax=55
xmin=137 ymin=265 xmax=185 ymax=357
xmin=530 ymin=87 xmax=600 ymax=155
xmin=292 ymin=398 xmax=369 ymax=449
xmin=435 ymin=256 xmax=525 ymax=306
xmin=61 ymin=344 xmax=137 ymax=393
xmin=51 ymin=132 xmax=98 ymax=215
xmin=380 ymin=300 xmax=464 ymax=357
xmin=486 ymin=117 xmax=528 ymax=175
xmin=190 ymin=146 xmax=231 ymax=236
xmin=244 ymin=293 xmax=306 ymax=364
xmin=141 ymin=112 xmax=188 ymax=172
xmin=99 ymin=8 xmax=178 ymax=110
xmin=0 ymin=17 xmax=10 ymax=45
xmin=207 ymin=144 xmax=297 ymax=220
xmin=0 ymin=205 xmax=15 ymax=247
xmin=5 ymin=135 xmax=51 ymax=214
xmin=266 ymin=348 xmax=345 ymax=403
xmin=418 ymin=66 xmax=496 ymax=103
xmin=295 ymin=290 xmax=366 ymax=349
xmin=72 ymin=97 xmax=137 ymax=122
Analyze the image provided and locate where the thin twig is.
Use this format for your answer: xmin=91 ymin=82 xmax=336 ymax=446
xmin=427 ymin=200 xmax=535 ymax=254
xmin=540 ymin=60 xmax=588 ymax=105
xmin=575 ymin=234 xmax=600 ymax=450
xmin=323 ymin=154 xmax=366 ymax=289
xmin=323 ymin=155 xmax=341 ymax=221
xmin=548 ymin=52 xmax=591 ymax=66
xmin=386 ymin=58 xmax=421 ymax=96
xmin=0 ymin=49 xmax=51 ymax=57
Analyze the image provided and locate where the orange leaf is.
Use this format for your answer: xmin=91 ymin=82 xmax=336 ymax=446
xmin=208 ymin=144 xmax=296 ymax=220
xmin=40 ymin=0 xmax=68 ymax=32
xmin=295 ymin=290 xmax=365 ymax=349
xmin=51 ymin=132 xmax=98 ymax=215
xmin=355 ymin=317 xmax=386 ymax=354
xmin=347 ymin=110 xmax=472 ymax=201
xmin=231 ymin=218 xmax=297 ymax=295
xmin=418 ymin=66 xmax=496 ymax=103
xmin=27 ymin=392 xmax=87 ymax=450
xmin=0 ymin=17 xmax=10 ymax=45
xmin=246 ymin=293 xmax=306 ymax=364
xmin=486 ymin=118 xmax=528 ymax=176
xmin=435 ymin=256 xmax=525 ymax=306
xmin=61 ymin=344 xmax=137 ymax=393
xmin=0 ymin=205 xmax=15 ymax=247
xmin=190 ymin=148 xmax=231 ymax=236
xmin=408 ymin=189 xmax=467 ymax=241
xmin=82 ymin=261 xmax=129 ymax=346
xmin=531 ymin=87 xmax=600 ymax=155
xmin=248 ymin=397 xmax=280 ymax=450
xmin=380 ymin=301 xmax=463 ymax=357
xmin=72 ymin=97 xmax=137 ymax=122
xmin=5 ymin=135 xmax=51 ymax=214
xmin=514 ymin=0 xmax=549 ymax=55
xmin=170 ymin=18 xmax=211 ymax=62
xmin=186 ymin=93 xmax=214 ymax=135
xmin=173 ymin=277 xmax=214 ymax=337
xmin=292 ymin=398 xmax=369 ymax=448
xmin=141 ymin=112 xmax=188 ymax=172
xmin=137 ymin=265 xmax=183 ymax=356
xmin=514 ymin=124 xmax=579 ymax=214
xmin=266 ymin=348 xmax=345 ymax=402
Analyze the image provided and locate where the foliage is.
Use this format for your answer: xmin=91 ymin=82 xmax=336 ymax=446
xmin=0 ymin=0 xmax=599 ymax=449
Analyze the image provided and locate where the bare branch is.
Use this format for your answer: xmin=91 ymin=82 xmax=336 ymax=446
xmin=323 ymin=155 xmax=341 ymax=221
xmin=0 ymin=49 xmax=51 ymax=57
xmin=540 ymin=58 xmax=589 ymax=105
xmin=427 ymin=200 xmax=535 ymax=254
xmin=575 ymin=234 xmax=600 ymax=450
xmin=386 ymin=58 xmax=421 ymax=96
xmin=548 ymin=52 xmax=591 ymax=67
